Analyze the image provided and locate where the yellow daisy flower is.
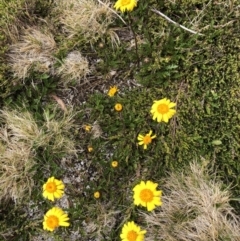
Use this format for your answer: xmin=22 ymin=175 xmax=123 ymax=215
xmin=94 ymin=191 xmax=100 ymax=199
xmin=108 ymin=86 xmax=118 ymax=97
xmin=115 ymin=103 xmax=123 ymax=111
xmin=43 ymin=207 xmax=70 ymax=232
xmin=111 ymin=161 xmax=118 ymax=168
xmin=84 ymin=125 xmax=91 ymax=132
xmin=88 ymin=146 xmax=93 ymax=152
xmin=137 ymin=130 xmax=156 ymax=150
xmin=150 ymin=98 xmax=176 ymax=123
xmin=133 ymin=180 xmax=162 ymax=211
xmin=43 ymin=177 xmax=65 ymax=201
xmin=120 ymin=221 xmax=146 ymax=241
xmin=114 ymin=0 xmax=137 ymax=13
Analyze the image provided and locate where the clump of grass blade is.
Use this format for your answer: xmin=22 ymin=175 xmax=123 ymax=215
xmin=56 ymin=51 xmax=90 ymax=86
xmin=8 ymin=27 xmax=56 ymax=80
xmin=53 ymin=0 xmax=119 ymax=46
xmin=0 ymin=106 xmax=78 ymax=202
xmin=1 ymin=106 xmax=78 ymax=155
xmin=0 ymin=108 xmax=47 ymax=147
xmin=0 ymin=137 xmax=36 ymax=203
xmin=141 ymin=161 xmax=240 ymax=241
xmin=42 ymin=106 xmax=78 ymax=155
xmin=82 ymin=203 xmax=120 ymax=240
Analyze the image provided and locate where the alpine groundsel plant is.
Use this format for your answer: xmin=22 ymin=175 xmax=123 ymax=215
xmin=42 ymin=176 xmax=65 ymax=202
xmin=114 ymin=0 xmax=139 ymax=64
xmin=115 ymin=103 xmax=123 ymax=111
xmin=108 ymin=86 xmax=118 ymax=97
xmin=43 ymin=207 xmax=70 ymax=232
xmin=114 ymin=0 xmax=138 ymax=13
xmin=120 ymin=221 xmax=146 ymax=241
xmin=133 ymin=181 xmax=162 ymax=211
xmin=150 ymin=98 xmax=176 ymax=123
xmin=137 ymin=130 xmax=156 ymax=150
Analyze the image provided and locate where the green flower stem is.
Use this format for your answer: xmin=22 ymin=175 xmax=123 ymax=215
xmin=127 ymin=12 xmax=140 ymax=67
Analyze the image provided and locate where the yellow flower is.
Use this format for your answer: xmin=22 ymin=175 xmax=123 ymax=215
xmin=114 ymin=0 xmax=137 ymax=12
xmin=43 ymin=177 xmax=65 ymax=201
xmin=88 ymin=146 xmax=93 ymax=152
xmin=84 ymin=125 xmax=91 ymax=132
xmin=115 ymin=103 xmax=123 ymax=111
xmin=133 ymin=181 xmax=162 ymax=211
xmin=137 ymin=130 xmax=156 ymax=150
xmin=150 ymin=98 xmax=176 ymax=123
xmin=111 ymin=161 xmax=118 ymax=168
xmin=94 ymin=191 xmax=100 ymax=199
xmin=108 ymin=86 xmax=118 ymax=97
xmin=43 ymin=207 xmax=70 ymax=232
xmin=120 ymin=221 xmax=146 ymax=241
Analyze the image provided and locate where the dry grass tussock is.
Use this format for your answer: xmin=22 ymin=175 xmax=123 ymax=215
xmin=0 ymin=108 xmax=48 ymax=147
xmin=1 ymin=106 xmax=78 ymax=155
xmin=0 ymin=106 xmax=78 ymax=202
xmin=0 ymin=108 xmax=44 ymax=202
xmin=42 ymin=106 xmax=78 ymax=155
xmin=141 ymin=162 xmax=240 ymax=241
xmin=82 ymin=203 xmax=120 ymax=241
xmin=8 ymin=27 xmax=56 ymax=79
xmin=0 ymin=137 xmax=35 ymax=203
xmin=53 ymin=0 xmax=119 ymax=46
xmin=57 ymin=51 xmax=90 ymax=86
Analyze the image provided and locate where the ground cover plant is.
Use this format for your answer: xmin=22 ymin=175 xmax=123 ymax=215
xmin=0 ymin=0 xmax=240 ymax=240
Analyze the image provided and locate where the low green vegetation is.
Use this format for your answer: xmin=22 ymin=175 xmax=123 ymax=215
xmin=0 ymin=0 xmax=239 ymax=240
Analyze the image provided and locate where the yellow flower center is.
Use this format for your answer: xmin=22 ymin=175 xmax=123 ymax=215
xmin=112 ymin=161 xmax=118 ymax=167
xmin=121 ymin=0 xmax=131 ymax=5
xmin=143 ymin=135 xmax=152 ymax=145
xmin=85 ymin=125 xmax=91 ymax=131
xmin=127 ymin=230 xmax=138 ymax=241
xmin=115 ymin=103 xmax=122 ymax=111
xmin=46 ymin=182 xmax=57 ymax=193
xmin=94 ymin=191 xmax=100 ymax=198
xmin=46 ymin=215 xmax=59 ymax=229
xmin=157 ymin=103 xmax=169 ymax=114
xmin=140 ymin=188 xmax=154 ymax=202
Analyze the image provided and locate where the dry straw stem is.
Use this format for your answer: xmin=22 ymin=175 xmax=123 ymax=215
xmin=151 ymin=8 xmax=204 ymax=35
xmin=8 ymin=27 xmax=56 ymax=79
xmin=53 ymin=0 xmax=119 ymax=46
xmin=57 ymin=51 xmax=90 ymax=86
xmin=141 ymin=162 xmax=240 ymax=241
xmin=0 ymin=137 xmax=35 ymax=203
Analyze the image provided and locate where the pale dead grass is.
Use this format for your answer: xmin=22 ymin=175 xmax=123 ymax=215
xmin=141 ymin=162 xmax=240 ymax=241
xmin=1 ymin=106 xmax=77 ymax=155
xmin=0 ymin=137 xmax=35 ymax=203
xmin=42 ymin=106 xmax=78 ymax=155
xmin=53 ymin=0 xmax=119 ymax=46
xmin=57 ymin=51 xmax=90 ymax=86
xmin=0 ymin=106 xmax=78 ymax=202
xmin=82 ymin=203 xmax=120 ymax=241
xmin=0 ymin=108 xmax=48 ymax=147
xmin=8 ymin=27 xmax=56 ymax=79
